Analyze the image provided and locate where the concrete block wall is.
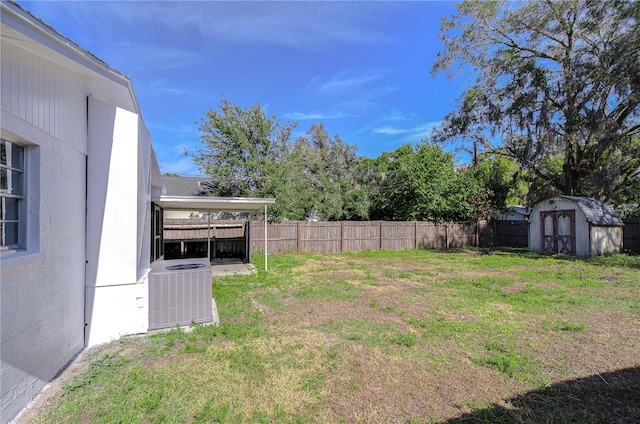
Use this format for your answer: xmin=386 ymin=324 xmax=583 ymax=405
xmin=0 ymin=119 xmax=87 ymax=423
xmin=1 ymin=39 xmax=87 ymax=424
xmin=1 ymin=3 xmax=160 ymax=421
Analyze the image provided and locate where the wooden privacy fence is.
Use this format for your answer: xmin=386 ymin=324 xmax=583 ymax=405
xmin=164 ymin=218 xmax=245 ymax=240
xmin=623 ymin=218 xmax=640 ymax=253
xmin=164 ymin=218 xmax=248 ymax=260
xmin=478 ymin=218 xmax=640 ymax=252
xmin=493 ymin=220 xmax=529 ymax=248
xmin=164 ymin=217 xmax=640 ymax=255
xmin=249 ymin=221 xmax=482 ymax=254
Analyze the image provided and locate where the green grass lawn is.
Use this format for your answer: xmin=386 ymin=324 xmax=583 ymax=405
xmin=31 ymin=249 xmax=640 ymax=423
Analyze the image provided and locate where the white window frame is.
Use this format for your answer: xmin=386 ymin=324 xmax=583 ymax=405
xmin=1 ymin=138 xmax=25 ymax=252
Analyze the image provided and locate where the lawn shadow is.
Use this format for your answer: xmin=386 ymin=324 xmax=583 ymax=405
xmin=441 ymin=366 xmax=640 ymax=423
xmin=433 ymin=246 xmax=640 ymax=269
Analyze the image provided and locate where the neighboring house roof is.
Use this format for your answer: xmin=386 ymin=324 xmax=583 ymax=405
xmin=506 ymin=206 xmax=531 ymax=216
xmin=557 ymin=196 xmax=624 ymax=226
xmin=161 ymin=176 xmax=215 ymax=197
xmin=491 ymin=205 xmax=531 ymax=220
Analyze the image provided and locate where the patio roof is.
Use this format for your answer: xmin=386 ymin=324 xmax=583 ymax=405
xmin=152 ymin=195 xmax=275 ymax=211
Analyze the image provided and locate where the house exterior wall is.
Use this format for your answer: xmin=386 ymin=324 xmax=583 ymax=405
xmin=0 ymin=39 xmax=87 ymax=423
xmin=1 ymin=4 xmax=162 ymax=422
xmin=528 ymin=197 xmax=590 ymax=256
xmin=590 ymin=226 xmax=623 ymax=256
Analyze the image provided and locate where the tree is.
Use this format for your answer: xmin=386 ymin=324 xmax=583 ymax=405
xmin=191 ymin=97 xmax=296 ymax=197
xmin=290 ymin=123 xmax=369 ymax=221
xmin=432 ymin=0 xmax=640 ymax=204
xmin=370 ymin=142 xmax=479 ymax=221
xmin=470 ymin=153 xmax=528 ymax=208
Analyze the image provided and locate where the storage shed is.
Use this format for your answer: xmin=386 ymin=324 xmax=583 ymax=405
xmin=529 ymin=196 xmax=624 ymax=256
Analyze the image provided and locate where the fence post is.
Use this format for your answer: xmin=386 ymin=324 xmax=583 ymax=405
xmin=297 ymin=221 xmax=301 ymax=254
xmin=415 ymin=221 xmax=418 ymax=249
xmin=341 ymin=221 xmax=345 ymax=253
xmin=380 ymin=221 xmax=383 ymax=251
xmin=493 ymin=220 xmax=497 ymax=247
xmin=445 ymin=224 xmax=449 ymax=249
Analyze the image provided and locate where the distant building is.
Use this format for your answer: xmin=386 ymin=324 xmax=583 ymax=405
xmin=492 ymin=205 xmax=531 ymax=221
xmin=161 ymin=175 xmax=215 ymax=197
xmin=161 ymin=176 xmax=215 ymax=219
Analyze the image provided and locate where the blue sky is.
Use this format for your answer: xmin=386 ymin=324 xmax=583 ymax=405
xmin=20 ymin=1 xmax=465 ymax=176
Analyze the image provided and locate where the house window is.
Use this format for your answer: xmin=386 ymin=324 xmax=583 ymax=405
xmin=151 ymin=202 xmax=164 ymax=262
xmin=1 ymin=138 xmax=25 ymax=251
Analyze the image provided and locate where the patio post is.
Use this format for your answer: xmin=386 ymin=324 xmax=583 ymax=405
xmin=264 ymin=203 xmax=268 ymax=272
xmin=207 ymin=211 xmax=211 ymax=262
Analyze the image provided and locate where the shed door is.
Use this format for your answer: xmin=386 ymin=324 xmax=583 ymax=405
xmin=541 ymin=210 xmax=576 ymax=255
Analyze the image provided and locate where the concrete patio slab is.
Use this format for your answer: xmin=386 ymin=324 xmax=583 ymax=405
xmin=210 ymin=258 xmax=257 ymax=276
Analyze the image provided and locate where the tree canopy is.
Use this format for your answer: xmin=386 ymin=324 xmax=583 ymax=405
xmin=190 ymin=99 xmax=493 ymax=222
xmin=369 ymin=142 xmax=485 ymax=222
xmin=432 ymin=0 xmax=640 ymax=206
xmin=190 ymin=99 xmax=373 ymax=221
xmin=290 ymin=123 xmax=370 ymax=221
xmin=193 ymin=97 xmax=296 ymax=198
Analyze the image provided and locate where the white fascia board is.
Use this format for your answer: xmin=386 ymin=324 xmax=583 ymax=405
xmin=153 ymin=195 xmax=276 ymax=212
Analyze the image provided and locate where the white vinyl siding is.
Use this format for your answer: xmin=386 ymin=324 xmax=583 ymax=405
xmin=0 ymin=41 xmax=85 ymax=149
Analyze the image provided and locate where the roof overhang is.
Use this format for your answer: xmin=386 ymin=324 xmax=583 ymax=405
xmin=2 ymin=1 xmax=142 ymax=117
xmin=152 ymin=195 xmax=276 ymax=212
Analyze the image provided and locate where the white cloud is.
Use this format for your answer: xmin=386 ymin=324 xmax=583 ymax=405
xmin=144 ymin=78 xmax=192 ymax=96
xmin=147 ymin=121 xmax=199 ymax=139
xmin=386 ymin=109 xmax=415 ymax=121
xmin=411 ymin=121 xmax=442 ymax=138
xmin=317 ymin=73 xmax=383 ymax=93
xmin=373 ymin=126 xmax=411 ymax=135
xmin=285 ymin=111 xmax=353 ymax=120
xmin=69 ymin=2 xmax=395 ymax=50
xmin=373 ymin=121 xmax=442 ymax=139
xmin=158 ymin=157 xmax=202 ymax=177
xmin=155 ymin=87 xmax=189 ymax=96
xmin=310 ymin=68 xmax=395 ymax=96
xmin=106 ymin=42 xmax=204 ymax=74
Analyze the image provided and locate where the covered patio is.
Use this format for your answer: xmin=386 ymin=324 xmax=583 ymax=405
xmin=146 ymin=195 xmax=275 ymax=332
xmin=152 ymin=195 xmax=276 ymax=271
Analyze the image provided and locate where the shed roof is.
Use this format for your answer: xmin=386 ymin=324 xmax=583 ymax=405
xmin=557 ymin=196 xmax=624 ymax=226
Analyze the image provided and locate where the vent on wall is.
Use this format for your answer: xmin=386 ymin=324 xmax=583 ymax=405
xmin=148 ymin=258 xmax=213 ymax=330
